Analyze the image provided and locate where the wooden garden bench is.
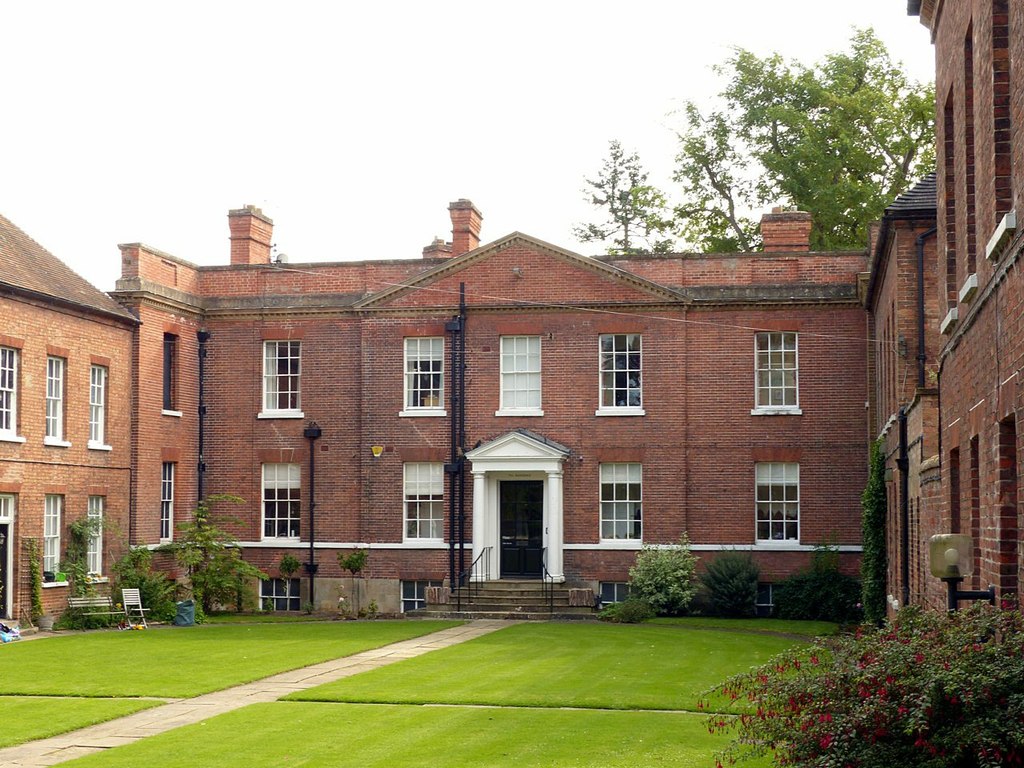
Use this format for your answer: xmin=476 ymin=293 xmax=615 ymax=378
xmin=67 ymin=594 xmax=120 ymax=618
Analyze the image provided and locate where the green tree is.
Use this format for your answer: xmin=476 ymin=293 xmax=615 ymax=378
xmin=160 ymin=496 xmax=267 ymax=614
xmin=675 ymin=28 xmax=934 ymax=251
xmin=573 ymin=139 xmax=675 ymax=255
xmin=861 ymin=439 xmax=888 ymax=624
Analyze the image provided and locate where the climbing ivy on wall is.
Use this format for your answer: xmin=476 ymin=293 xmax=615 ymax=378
xmin=860 ymin=440 xmax=888 ymax=624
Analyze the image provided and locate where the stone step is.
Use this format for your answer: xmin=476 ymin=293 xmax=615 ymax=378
xmin=409 ymin=608 xmax=597 ymax=621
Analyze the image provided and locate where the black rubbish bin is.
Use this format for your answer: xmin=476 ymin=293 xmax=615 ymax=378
xmin=174 ymin=599 xmax=195 ymax=626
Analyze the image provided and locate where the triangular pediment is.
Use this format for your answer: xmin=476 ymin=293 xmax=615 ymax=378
xmin=355 ymin=232 xmax=683 ymax=310
xmin=465 ymin=429 xmax=570 ymax=463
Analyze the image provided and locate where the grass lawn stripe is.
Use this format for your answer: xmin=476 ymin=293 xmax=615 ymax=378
xmin=0 ymin=696 xmax=162 ymax=749
xmin=0 ymin=620 xmax=460 ymax=698
xmin=288 ymin=622 xmax=797 ymax=711
xmin=60 ymin=701 xmax=773 ymax=767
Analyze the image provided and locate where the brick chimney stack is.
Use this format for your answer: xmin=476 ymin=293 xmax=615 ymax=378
xmin=228 ymin=205 xmax=274 ymax=265
xmin=422 ymin=237 xmax=453 ymax=259
xmin=449 ymin=199 xmax=483 ymax=257
xmin=760 ymin=207 xmax=812 ymax=252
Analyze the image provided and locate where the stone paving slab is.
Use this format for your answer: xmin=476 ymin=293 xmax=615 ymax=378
xmin=0 ymin=620 xmax=510 ymax=767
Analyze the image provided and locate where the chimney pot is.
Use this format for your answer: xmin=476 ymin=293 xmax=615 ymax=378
xmin=228 ymin=205 xmax=274 ymax=265
xmin=449 ymin=199 xmax=483 ymax=257
xmin=760 ymin=208 xmax=812 ymax=252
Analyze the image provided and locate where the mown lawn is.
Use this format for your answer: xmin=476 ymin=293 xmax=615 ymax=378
xmin=62 ymin=701 xmax=772 ymax=768
xmin=288 ymin=621 xmax=798 ymax=711
xmin=0 ymin=621 xmax=460 ymax=698
xmin=0 ymin=697 xmax=161 ymax=749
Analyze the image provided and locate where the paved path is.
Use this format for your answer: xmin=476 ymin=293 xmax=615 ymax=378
xmin=1 ymin=620 xmax=509 ymax=767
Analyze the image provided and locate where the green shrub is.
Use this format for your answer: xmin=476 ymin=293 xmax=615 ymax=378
xmin=710 ymin=603 xmax=1024 ymax=767
xmin=773 ymin=543 xmax=861 ymax=624
xmin=598 ymin=598 xmax=655 ymax=623
xmin=861 ymin=439 xmax=888 ymax=624
xmin=628 ymin=534 xmax=699 ymax=616
xmin=112 ymin=547 xmax=177 ymax=622
xmin=701 ymin=551 xmax=759 ymax=617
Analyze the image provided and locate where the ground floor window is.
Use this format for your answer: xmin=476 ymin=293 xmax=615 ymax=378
xmin=599 ymin=582 xmax=630 ymax=605
xmin=261 ymin=577 xmax=300 ymax=611
xmin=401 ymin=580 xmax=442 ymax=612
xmin=755 ymin=582 xmax=774 ymax=617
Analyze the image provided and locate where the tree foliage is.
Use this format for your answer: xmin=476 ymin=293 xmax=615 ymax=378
xmin=160 ymin=496 xmax=267 ymax=613
xmin=627 ymin=534 xmax=699 ymax=615
xmin=709 ymin=604 xmax=1024 ymax=767
xmin=573 ymin=139 xmax=675 ymax=255
xmin=861 ymin=440 xmax=888 ymax=624
xmin=676 ymin=29 xmax=934 ymax=251
xmin=701 ymin=551 xmax=760 ymax=618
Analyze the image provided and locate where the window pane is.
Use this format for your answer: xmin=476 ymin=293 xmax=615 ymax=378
xmin=754 ymin=462 xmax=799 ymax=542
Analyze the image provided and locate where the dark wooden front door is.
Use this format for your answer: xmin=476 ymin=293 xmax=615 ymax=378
xmin=500 ymin=481 xmax=543 ymax=578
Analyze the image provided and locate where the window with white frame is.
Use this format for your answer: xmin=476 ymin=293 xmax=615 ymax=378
xmin=160 ymin=462 xmax=174 ymax=541
xmin=87 ymin=496 xmax=104 ymax=575
xmin=598 ymin=334 xmax=642 ymax=411
xmin=404 ymin=338 xmax=444 ymax=411
xmin=404 ymin=463 xmax=444 ymax=540
xmin=755 ymin=462 xmax=800 ymax=542
xmin=401 ymin=579 xmax=442 ymax=612
xmin=0 ymin=347 xmax=19 ymax=438
xmin=600 ymin=463 xmax=642 ymax=540
xmin=261 ymin=577 xmax=300 ymax=611
xmin=754 ymin=332 xmax=799 ymax=411
xmin=89 ymin=365 xmax=108 ymax=447
xmin=262 ymin=341 xmax=302 ymax=414
xmin=44 ymin=494 xmax=62 ymax=575
xmin=599 ymin=582 xmax=631 ymax=605
xmin=498 ymin=335 xmax=542 ymax=414
xmin=263 ymin=463 xmax=301 ymax=539
xmin=45 ymin=356 xmax=66 ymax=443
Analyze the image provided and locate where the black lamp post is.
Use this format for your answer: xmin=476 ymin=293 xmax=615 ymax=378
xmin=303 ymin=422 xmax=322 ymax=607
xmin=928 ymin=534 xmax=996 ymax=611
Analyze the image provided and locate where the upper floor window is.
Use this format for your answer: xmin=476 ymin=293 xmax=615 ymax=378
xmin=403 ymin=338 xmax=444 ymax=414
xmin=498 ymin=335 xmax=542 ymax=415
xmin=598 ymin=334 xmax=643 ymax=415
xmin=89 ymin=365 xmax=108 ymax=449
xmin=404 ymin=462 xmax=444 ymax=540
xmin=753 ymin=332 xmax=800 ymax=414
xmin=45 ymin=356 xmax=68 ymax=445
xmin=87 ymin=495 xmax=104 ymax=576
xmin=160 ymin=462 xmax=175 ymax=541
xmin=262 ymin=341 xmax=302 ymax=416
xmin=163 ymin=333 xmax=178 ymax=412
xmin=263 ymin=463 xmax=301 ymax=539
xmin=600 ymin=463 xmax=642 ymax=541
xmin=44 ymin=494 xmax=63 ymax=575
xmin=0 ymin=346 xmax=20 ymax=440
xmin=755 ymin=462 xmax=800 ymax=543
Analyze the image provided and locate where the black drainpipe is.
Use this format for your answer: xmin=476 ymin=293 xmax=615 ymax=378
xmin=303 ymin=422 xmax=322 ymax=604
xmin=897 ymin=407 xmax=910 ymax=607
xmin=445 ymin=283 xmax=467 ymax=588
xmin=197 ymin=330 xmax=211 ymax=502
xmin=915 ymin=226 xmax=937 ymax=388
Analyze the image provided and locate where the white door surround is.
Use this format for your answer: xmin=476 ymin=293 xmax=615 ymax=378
xmin=465 ymin=430 xmax=569 ymax=582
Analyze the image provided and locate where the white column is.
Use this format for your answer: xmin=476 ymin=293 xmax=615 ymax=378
xmin=545 ymin=469 xmax=565 ymax=582
xmin=471 ymin=470 xmax=488 ymax=582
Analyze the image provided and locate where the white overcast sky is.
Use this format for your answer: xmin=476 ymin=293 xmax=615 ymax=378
xmin=1 ymin=1 xmax=935 ymax=293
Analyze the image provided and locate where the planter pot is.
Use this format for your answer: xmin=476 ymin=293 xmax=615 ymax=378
xmin=37 ymin=615 xmax=54 ymax=631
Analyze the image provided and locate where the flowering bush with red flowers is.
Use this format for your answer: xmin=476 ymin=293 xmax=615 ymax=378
xmin=706 ymin=602 xmax=1024 ymax=767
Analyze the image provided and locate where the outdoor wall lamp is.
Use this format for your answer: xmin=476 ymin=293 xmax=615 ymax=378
xmin=928 ymin=533 xmax=996 ymax=611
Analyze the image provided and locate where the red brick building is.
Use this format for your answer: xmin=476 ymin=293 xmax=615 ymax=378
xmin=0 ymin=214 xmax=136 ymax=622
xmin=112 ymin=202 xmax=869 ymax=613
xmin=870 ymin=1 xmax=1024 ymax=611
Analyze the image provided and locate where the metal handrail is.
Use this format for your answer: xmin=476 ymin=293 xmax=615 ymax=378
xmin=455 ymin=546 xmax=491 ymax=611
xmin=540 ymin=549 xmax=554 ymax=615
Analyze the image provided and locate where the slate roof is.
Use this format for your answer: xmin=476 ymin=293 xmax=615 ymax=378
xmin=0 ymin=213 xmax=135 ymax=322
xmin=884 ymin=172 xmax=937 ymax=216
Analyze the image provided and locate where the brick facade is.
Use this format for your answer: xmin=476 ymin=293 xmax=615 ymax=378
xmin=111 ymin=204 xmax=869 ymax=612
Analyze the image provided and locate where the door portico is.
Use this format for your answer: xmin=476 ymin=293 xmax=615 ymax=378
xmin=464 ymin=430 xmax=569 ymax=582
